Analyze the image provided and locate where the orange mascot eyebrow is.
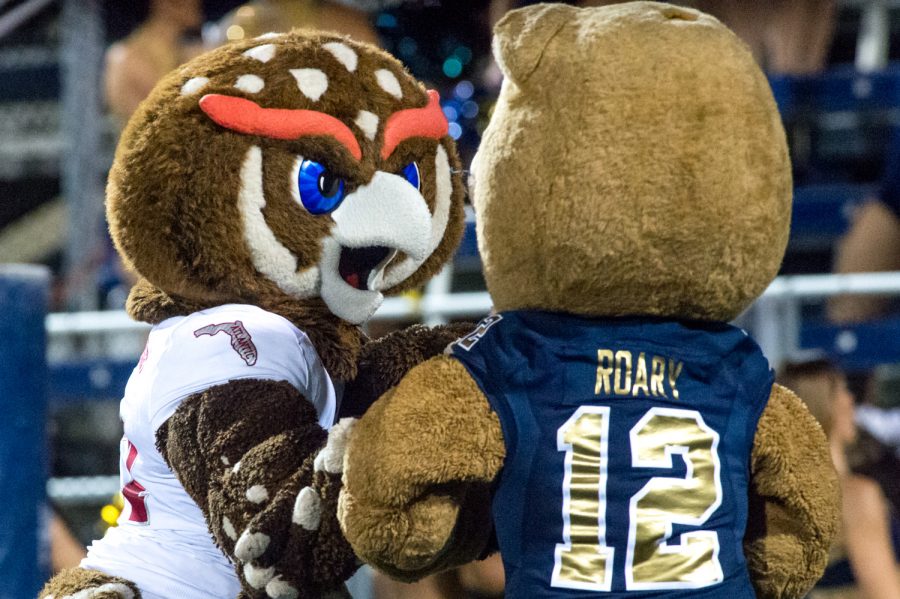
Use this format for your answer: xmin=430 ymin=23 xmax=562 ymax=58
xmin=381 ymin=90 xmax=448 ymax=159
xmin=199 ymin=94 xmax=363 ymax=160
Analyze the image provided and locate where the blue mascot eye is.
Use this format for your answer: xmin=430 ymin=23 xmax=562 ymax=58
xmin=296 ymin=159 xmax=346 ymax=214
xmin=400 ymin=162 xmax=420 ymax=191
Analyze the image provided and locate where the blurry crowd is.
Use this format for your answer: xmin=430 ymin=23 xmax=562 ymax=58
xmin=38 ymin=1 xmax=900 ymax=598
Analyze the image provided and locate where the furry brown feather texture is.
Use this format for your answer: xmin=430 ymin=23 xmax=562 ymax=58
xmin=159 ymin=379 xmax=357 ymax=596
xmin=109 ymin=31 xmax=465 ymax=312
xmin=340 ymin=322 xmax=474 ymax=418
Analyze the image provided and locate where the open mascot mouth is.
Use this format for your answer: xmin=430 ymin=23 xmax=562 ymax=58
xmin=338 ymin=245 xmax=397 ymax=291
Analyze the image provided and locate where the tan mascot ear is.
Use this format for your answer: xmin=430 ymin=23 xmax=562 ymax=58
xmin=492 ymin=3 xmax=576 ymax=87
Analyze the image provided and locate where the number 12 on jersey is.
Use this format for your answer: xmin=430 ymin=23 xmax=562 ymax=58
xmin=552 ymin=406 xmax=724 ymax=592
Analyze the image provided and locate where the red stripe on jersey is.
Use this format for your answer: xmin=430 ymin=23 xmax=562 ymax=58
xmin=126 ymin=440 xmax=139 ymax=471
xmin=123 ymin=439 xmax=149 ymax=523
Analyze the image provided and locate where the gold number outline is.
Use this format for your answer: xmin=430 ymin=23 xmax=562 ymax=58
xmin=625 ymin=407 xmax=724 ymax=590
xmin=551 ymin=406 xmax=615 ymax=591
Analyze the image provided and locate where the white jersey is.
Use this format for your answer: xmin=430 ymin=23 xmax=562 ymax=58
xmin=82 ymin=304 xmax=339 ymax=599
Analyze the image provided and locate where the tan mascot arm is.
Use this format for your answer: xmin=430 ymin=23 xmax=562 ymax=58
xmin=341 ymin=355 xmax=503 ymax=579
xmin=745 ymin=384 xmax=841 ymax=598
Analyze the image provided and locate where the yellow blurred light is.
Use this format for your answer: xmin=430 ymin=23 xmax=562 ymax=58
xmin=112 ymin=492 xmax=124 ymax=510
xmin=101 ymin=504 xmax=121 ymax=526
xmin=237 ymin=6 xmax=256 ymax=18
xmin=226 ymin=25 xmax=246 ymax=41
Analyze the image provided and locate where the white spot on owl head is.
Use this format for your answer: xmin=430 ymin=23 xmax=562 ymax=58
xmin=234 ymin=74 xmax=265 ymax=94
xmin=180 ymin=76 xmax=209 ymax=96
xmin=323 ymin=41 xmax=358 ymax=72
xmin=243 ymin=44 xmax=276 ymax=63
xmin=375 ymin=69 xmax=402 ymax=99
xmin=255 ymin=32 xmax=281 ymax=40
xmin=290 ymin=68 xmax=328 ymax=101
xmin=354 ymin=110 xmax=379 ymax=141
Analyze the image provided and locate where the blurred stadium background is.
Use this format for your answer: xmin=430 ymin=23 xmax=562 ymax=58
xmin=4 ymin=0 xmax=900 ymax=597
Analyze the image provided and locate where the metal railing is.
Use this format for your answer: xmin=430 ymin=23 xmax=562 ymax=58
xmin=45 ymin=270 xmax=900 ymax=368
xmin=748 ymin=271 xmax=900 ymax=366
xmin=44 ymin=270 xmax=900 ymax=503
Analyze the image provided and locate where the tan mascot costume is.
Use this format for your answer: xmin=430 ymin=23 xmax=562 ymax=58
xmin=340 ymin=3 xmax=840 ymax=599
xmin=41 ymin=31 xmax=467 ymax=599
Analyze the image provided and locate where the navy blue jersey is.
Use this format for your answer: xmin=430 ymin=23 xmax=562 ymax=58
xmin=450 ymin=311 xmax=773 ymax=598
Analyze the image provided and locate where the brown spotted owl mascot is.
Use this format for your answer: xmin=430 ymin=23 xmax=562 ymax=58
xmin=339 ymin=3 xmax=841 ymax=599
xmin=40 ymin=32 xmax=466 ymax=599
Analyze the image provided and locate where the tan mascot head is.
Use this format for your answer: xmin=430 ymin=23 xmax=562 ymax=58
xmin=472 ymin=1 xmax=791 ymax=320
xmin=108 ymin=31 xmax=465 ymax=326
xmin=340 ymin=5 xmax=838 ymax=599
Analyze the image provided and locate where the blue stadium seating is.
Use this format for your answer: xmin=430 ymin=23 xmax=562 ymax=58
xmin=49 ymin=360 xmax=134 ymax=406
xmin=803 ymin=316 xmax=900 ymax=371
xmin=791 ymin=183 xmax=875 ymax=249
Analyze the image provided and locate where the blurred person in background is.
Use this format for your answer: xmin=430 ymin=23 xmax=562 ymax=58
xmin=48 ymin=510 xmax=86 ymax=573
xmin=828 ymin=140 xmax=900 ymax=324
xmin=104 ymin=0 xmax=204 ymax=129
xmin=214 ymin=0 xmax=389 ymax=46
xmin=105 ymin=0 xmax=389 ymax=131
xmin=779 ymin=358 xmax=900 ymax=599
xmin=688 ymin=0 xmax=836 ymax=75
xmin=99 ymin=0 xmax=204 ymax=308
xmin=848 ymin=424 xmax=900 ymax=519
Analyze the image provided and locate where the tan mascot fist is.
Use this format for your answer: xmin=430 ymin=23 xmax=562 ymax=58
xmin=339 ymin=3 xmax=840 ymax=599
